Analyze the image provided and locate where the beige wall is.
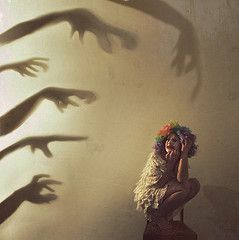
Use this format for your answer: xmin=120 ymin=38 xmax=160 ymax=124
xmin=0 ymin=0 xmax=238 ymax=239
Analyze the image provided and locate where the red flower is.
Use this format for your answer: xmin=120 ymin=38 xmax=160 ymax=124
xmin=158 ymin=124 xmax=172 ymax=136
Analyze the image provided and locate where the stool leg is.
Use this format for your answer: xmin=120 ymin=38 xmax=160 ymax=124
xmin=180 ymin=208 xmax=184 ymax=223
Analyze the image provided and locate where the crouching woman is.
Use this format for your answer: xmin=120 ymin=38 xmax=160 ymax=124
xmin=134 ymin=122 xmax=200 ymax=233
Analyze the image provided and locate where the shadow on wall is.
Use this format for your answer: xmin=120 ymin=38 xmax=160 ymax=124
xmin=109 ymin=0 xmax=202 ymax=101
xmin=0 ymin=135 xmax=88 ymax=159
xmin=0 ymin=174 xmax=61 ymax=225
xmin=0 ymin=87 xmax=96 ymax=136
xmin=0 ymin=8 xmax=138 ymax=53
xmin=0 ymin=135 xmax=88 ymax=224
xmin=0 ymin=58 xmax=49 ymax=77
xmin=203 ymin=185 xmax=239 ymax=239
xmin=223 ymin=0 xmax=239 ymax=101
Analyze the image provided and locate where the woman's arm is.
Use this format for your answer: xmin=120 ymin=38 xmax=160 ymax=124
xmin=156 ymin=151 xmax=179 ymax=188
xmin=177 ymin=136 xmax=192 ymax=182
xmin=156 ymin=163 xmax=175 ymax=188
xmin=176 ymin=155 xmax=189 ymax=183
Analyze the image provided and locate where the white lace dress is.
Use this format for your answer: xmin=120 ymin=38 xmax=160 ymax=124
xmin=134 ymin=152 xmax=183 ymax=221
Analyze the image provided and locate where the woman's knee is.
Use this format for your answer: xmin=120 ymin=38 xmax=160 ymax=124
xmin=163 ymin=178 xmax=200 ymax=204
xmin=179 ymin=181 xmax=192 ymax=197
xmin=166 ymin=180 xmax=189 ymax=194
xmin=188 ymin=178 xmax=200 ymax=195
xmin=178 ymin=178 xmax=200 ymax=200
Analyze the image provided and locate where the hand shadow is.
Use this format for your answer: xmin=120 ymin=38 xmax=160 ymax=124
xmin=0 ymin=174 xmax=62 ymax=224
xmin=0 ymin=8 xmax=138 ymax=53
xmin=203 ymin=185 xmax=239 ymax=239
xmin=65 ymin=8 xmax=138 ymax=53
xmin=0 ymin=135 xmax=88 ymax=159
xmin=220 ymin=0 xmax=239 ymax=101
xmin=0 ymin=58 xmax=49 ymax=78
xmin=108 ymin=0 xmax=202 ymax=100
xmin=0 ymin=87 xmax=97 ymax=136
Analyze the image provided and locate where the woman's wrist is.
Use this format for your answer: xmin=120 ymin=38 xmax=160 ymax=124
xmin=180 ymin=151 xmax=188 ymax=159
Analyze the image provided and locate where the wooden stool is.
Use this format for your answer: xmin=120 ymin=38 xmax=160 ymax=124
xmin=143 ymin=209 xmax=197 ymax=240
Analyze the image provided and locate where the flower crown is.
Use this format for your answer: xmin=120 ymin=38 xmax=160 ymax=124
xmin=154 ymin=121 xmax=192 ymax=145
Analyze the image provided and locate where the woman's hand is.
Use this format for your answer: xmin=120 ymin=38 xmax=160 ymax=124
xmin=41 ymin=87 xmax=97 ymax=112
xmin=180 ymin=135 xmax=192 ymax=158
xmin=166 ymin=149 xmax=180 ymax=168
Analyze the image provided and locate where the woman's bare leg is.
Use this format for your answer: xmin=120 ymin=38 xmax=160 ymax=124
xmin=155 ymin=178 xmax=200 ymax=218
xmin=187 ymin=178 xmax=200 ymax=200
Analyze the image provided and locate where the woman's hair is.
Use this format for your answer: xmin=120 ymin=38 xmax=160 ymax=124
xmin=153 ymin=121 xmax=198 ymax=159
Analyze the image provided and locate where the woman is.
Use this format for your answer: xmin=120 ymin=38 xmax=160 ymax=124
xmin=134 ymin=122 xmax=200 ymax=230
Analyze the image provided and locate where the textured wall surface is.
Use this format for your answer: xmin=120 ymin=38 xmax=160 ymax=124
xmin=0 ymin=1 xmax=238 ymax=239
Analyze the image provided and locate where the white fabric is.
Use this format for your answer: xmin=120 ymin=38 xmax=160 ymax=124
xmin=134 ymin=153 xmax=167 ymax=219
xmin=133 ymin=152 xmax=182 ymax=221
